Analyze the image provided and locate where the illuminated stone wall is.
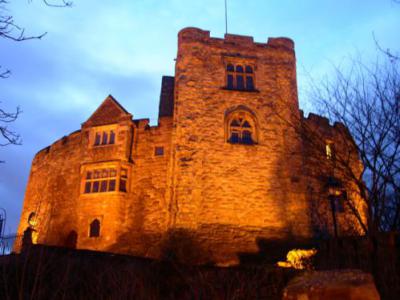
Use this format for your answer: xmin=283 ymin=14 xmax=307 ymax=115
xmin=167 ymin=28 xmax=311 ymax=263
xmin=302 ymin=113 xmax=367 ymax=237
xmin=16 ymin=97 xmax=172 ymax=256
xmin=16 ymin=28 xmax=364 ymax=265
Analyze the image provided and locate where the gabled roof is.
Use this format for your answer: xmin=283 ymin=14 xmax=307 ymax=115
xmin=83 ymin=95 xmax=132 ymax=127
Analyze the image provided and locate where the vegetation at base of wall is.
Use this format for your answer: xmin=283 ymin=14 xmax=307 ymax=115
xmin=0 ymin=245 xmax=298 ymax=300
xmin=313 ymin=234 xmax=400 ymax=300
xmin=1 ymin=234 xmax=400 ymax=299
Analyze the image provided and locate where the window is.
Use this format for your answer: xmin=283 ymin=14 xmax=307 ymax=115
xmin=89 ymin=219 xmax=100 ymax=238
xmin=333 ymin=191 xmax=347 ymax=213
xmin=109 ymin=131 xmax=115 ymax=144
xmin=226 ymin=63 xmax=255 ymax=91
xmin=93 ymin=129 xmax=116 ymax=146
xmin=326 ymin=142 xmax=335 ymax=160
xmin=84 ymin=168 xmax=122 ymax=193
xmin=119 ymin=168 xmax=128 ymax=192
xmin=155 ymin=146 xmax=164 ymax=156
xmin=226 ymin=109 xmax=257 ymax=145
xmin=28 ymin=212 xmax=37 ymax=227
xmin=94 ymin=133 xmax=101 ymax=146
xmin=327 ymin=177 xmax=346 ymax=213
xmin=102 ymin=132 xmax=108 ymax=145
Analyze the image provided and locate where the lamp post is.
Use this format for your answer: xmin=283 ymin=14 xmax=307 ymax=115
xmin=328 ymin=188 xmax=338 ymax=238
xmin=0 ymin=207 xmax=6 ymax=239
xmin=327 ymin=177 xmax=341 ymax=238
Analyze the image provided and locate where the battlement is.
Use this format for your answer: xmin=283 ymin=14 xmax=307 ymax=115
xmin=34 ymin=130 xmax=81 ymax=161
xmin=305 ymin=113 xmax=331 ymax=127
xmin=303 ymin=113 xmax=352 ymax=140
xmin=178 ymin=27 xmax=294 ymax=51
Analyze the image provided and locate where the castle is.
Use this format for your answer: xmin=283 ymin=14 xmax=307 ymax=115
xmin=16 ymin=28 xmax=365 ymax=265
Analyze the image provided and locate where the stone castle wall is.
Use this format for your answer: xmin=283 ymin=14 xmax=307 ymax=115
xmin=301 ymin=113 xmax=366 ymax=237
xmin=16 ymin=103 xmax=173 ymax=257
xmin=168 ymin=28 xmax=311 ymax=262
xmin=16 ymin=28 xmax=365 ymax=265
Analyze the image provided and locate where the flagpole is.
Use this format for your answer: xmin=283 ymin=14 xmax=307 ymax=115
xmin=225 ymin=0 xmax=228 ymax=34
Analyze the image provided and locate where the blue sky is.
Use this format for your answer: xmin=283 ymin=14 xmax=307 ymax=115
xmin=0 ymin=0 xmax=399 ymax=234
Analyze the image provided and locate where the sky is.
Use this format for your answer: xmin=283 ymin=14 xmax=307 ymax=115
xmin=0 ymin=0 xmax=399 ymax=234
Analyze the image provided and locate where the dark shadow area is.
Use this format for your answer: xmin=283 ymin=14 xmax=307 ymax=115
xmin=313 ymin=233 xmax=400 ymax=300
xmin=159 ymin=228 xmax=214 ymax=265
xmin=0 ymin=244 xmax=298 ymax=300
xmin=64 ymin=230 xmax=77 ymax=249
xmin=2 ymin=232 xmax=399 ymax=299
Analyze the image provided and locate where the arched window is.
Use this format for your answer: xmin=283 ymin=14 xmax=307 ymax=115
xmin=226 ymin=108 xmax=258 ymax=145
xmin=245 ymin=65 xmax=253 ymax=73
xmin=236 ymin=65 xmax=244 ymax=73
xmin=226 ymin=63 xmax=255 ymax=91
xmin=93 ymin=129 xmax=117 ymax=147
xmin=109 ymin=130 xmax=115 ymax=144
xmin=102 ymin=132 xmax=108 ymax=145
xmin=89 ymin=219 xmax=100 ymax=238
xmin=94 ymin=132 xmax=101 ymax=145
xmin=28 ymin=212 xmax=37 ymax=227
xmin=326 ymin=141 xmax=335 ymax=160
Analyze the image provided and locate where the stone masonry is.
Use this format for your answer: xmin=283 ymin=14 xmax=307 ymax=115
xmin=16 ymin=28 xmax=365 ymax=265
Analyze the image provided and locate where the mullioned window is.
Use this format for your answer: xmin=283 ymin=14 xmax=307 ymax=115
xmin=94 ymin=130 xmax=116 ymax=146
xmin=225 ymin=108 xmax=258 ymax=145
xmin=83 ymin=167 xmax=128 ymax=194
xmin=226 ymin=64 xmax=255 ymax=91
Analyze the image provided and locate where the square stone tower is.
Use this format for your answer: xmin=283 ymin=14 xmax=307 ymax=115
xmin=166 ymin=28 xmax=312 ymax=261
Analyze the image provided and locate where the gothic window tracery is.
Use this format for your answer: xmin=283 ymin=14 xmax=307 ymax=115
xmin=226 ymin=109 xmax=258 ymax=145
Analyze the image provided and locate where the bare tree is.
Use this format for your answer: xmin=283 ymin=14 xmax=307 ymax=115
xmin=0 ymin=0 xmax=72 ymax=157
xmin=310 ymin=56 xmax=400 ymax=234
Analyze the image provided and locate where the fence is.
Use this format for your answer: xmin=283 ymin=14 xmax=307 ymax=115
xmin=0 ymin=234 xmax=22 ymax=255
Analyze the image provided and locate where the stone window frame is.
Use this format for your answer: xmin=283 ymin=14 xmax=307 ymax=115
xmin=226 ymin=63 xmax=255 ymax=91
xmin=90 ymin=124 xmax=118 ymax=148
xmin=222 ymin=56 xmax=258 ymax=92
xmin=225 ymin=106 xmax=259 ymax=145
xmin=80 ymin=162 xmax=131 ymax=195
xmin=28 ymin=212 xmax=37 ymax=227
xmin=325 ymin=140 xmax=335 ymax=160
xmin=329 ymin=188 xmax=347 ymax=214
xmin=154 ymin=146 xmax=164 ymax=156
xmin=87 ymin=216 xmax=103 ymax=239
xmin=326 ymin=177 xmax=348 ymax=214
xmin=89 ymin=219 xmax=101 ymax=238
xmin=335 ymin=190 xmax=347 ymax=213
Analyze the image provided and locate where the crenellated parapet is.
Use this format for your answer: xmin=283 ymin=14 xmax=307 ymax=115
xmin=302 ymin=112 xmax=352 ymax=140
xmin=178 ymin=27 xmax=294 ymax=52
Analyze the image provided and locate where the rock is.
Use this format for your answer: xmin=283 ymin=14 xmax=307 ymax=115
xmin=283 ymin=269 xmax=380 ymax=300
